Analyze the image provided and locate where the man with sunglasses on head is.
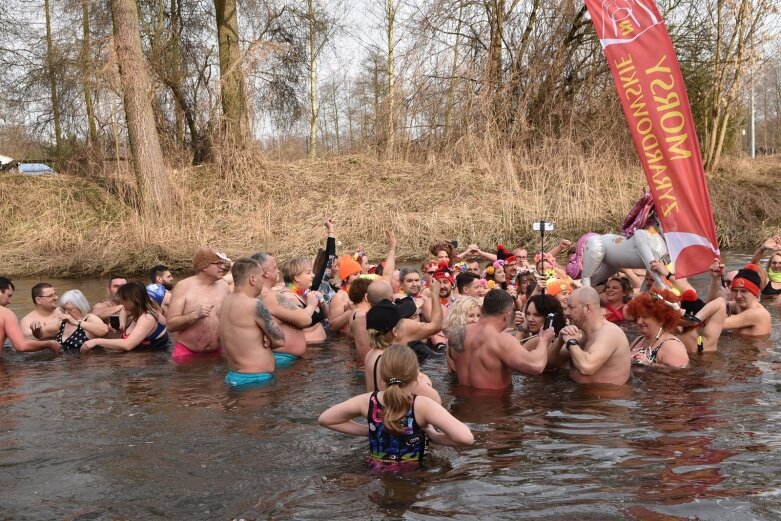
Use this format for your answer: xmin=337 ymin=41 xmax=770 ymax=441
xmin=20 ymin=283 xmax=61 ymax=340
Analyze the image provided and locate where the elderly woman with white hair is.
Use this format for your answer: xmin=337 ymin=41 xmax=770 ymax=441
xmin=34 ymin=289 xmax=109 ymax=351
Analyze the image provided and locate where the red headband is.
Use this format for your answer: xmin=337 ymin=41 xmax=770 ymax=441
xmin=731 ymin=277 xmax=760 ymax=297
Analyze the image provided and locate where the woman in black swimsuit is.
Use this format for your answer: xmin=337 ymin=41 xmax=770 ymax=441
xmin=34 ymin=290 xmax=109 ymax=351
xmin=625 ymin=289 xmax=689 ymax=369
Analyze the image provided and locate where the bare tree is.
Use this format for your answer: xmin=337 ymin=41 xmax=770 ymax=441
xmin=215 ymin=0 xmax=249 ymax=145
xmin=111 ymin=0 xmax=171 ymax=217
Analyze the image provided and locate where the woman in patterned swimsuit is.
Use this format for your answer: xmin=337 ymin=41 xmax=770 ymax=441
xmin=32 ymin=290 xmax=109 ymax=351
xmin=319 ymin=344 xmax=473 ymax=469
xmin=626 ymin=289 xmax=689 ymax=369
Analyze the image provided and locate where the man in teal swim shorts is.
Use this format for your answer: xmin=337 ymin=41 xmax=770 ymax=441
xmin=219 ymin=257 xmax=287 ymax=387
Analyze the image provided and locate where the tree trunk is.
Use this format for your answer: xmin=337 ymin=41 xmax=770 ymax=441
xmin=170 ymin=0 xmax=185 ymax=146
xmin=214 ymin=0 xmax=249 ymax=145
xmin=44 ymin=0 xmax=62 ymax=156
xmin=444 ymin=1 xmax=464 ymax=142
xmin=307 ymin=0 xmax=318 ymax=158
xmin=111 ymin=0 xmax=171 ymax=218
xmin=81 ymin=0 xmax=98 ymax=146
xmin=386 ymin=0 xmax=396 ymax=155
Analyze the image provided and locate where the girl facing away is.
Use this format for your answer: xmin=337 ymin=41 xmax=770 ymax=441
xmin=319 ymin=344 xmax=474 ymax=469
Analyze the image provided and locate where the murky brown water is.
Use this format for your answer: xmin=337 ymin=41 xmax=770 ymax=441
xmin=3 ymin=256 xmax=781 ymax=520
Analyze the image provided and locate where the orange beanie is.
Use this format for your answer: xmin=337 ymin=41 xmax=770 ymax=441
xmin=338 ymin=255 xmax=362 ymax=281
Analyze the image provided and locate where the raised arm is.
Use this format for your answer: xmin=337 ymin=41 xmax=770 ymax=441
xmin=705 ymin=258 xmax=725 ymax=303
xmin=382 ymin=229 xmax=397 ymax=284
xmin=750 ymin=235 xmax=781 ymax=264
xmin=458 ymin=244 xmax=497 ymax=262
xmin=404 ymin=280 xmax=443 ymax=341
xmin=649 ymin=260 xmax=695 ymax=295
xmin=547 ymin=239 xmax=572 ymax=258
xmin=312 ymin=219 xmax=337 ymax=291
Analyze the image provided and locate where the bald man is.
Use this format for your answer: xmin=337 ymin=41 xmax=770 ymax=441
xmin=547 ymin=287 xmax=630 ymax=385
xmin=353 ymin=279 xmax=443 ymax=364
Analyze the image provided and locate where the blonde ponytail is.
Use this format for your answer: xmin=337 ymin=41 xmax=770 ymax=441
xmin=378 ymin=345 xmax=420 ymax=434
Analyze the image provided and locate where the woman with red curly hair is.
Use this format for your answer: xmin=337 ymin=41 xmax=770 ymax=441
xmin=625 ymin=289 xmax=689 ymax=368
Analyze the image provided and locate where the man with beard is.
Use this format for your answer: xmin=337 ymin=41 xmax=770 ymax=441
xmin=421 ymin=262 xmax=456 ymax=351
xmin=147 ymin=264 xmax=175 ymax=316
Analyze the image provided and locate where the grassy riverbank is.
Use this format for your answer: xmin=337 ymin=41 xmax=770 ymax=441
xmin=1 ymin=146 xmax=779 ymax=277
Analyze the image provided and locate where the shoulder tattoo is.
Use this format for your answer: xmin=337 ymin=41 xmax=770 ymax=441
xmin=256 ymin=299 xmax=285 ymax=343
xmin=448 ymin=326 xmax=466 ymax=353
xmin=275 ymin=292 xmax=299 ymax=310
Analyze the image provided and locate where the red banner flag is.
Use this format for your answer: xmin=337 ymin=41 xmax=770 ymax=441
xmin=584 ymin=0 xmax=719 ymax=278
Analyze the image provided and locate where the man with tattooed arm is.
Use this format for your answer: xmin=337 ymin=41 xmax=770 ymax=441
xmin=220 ymin=258 xmax=286 ymax=387
xmin=448 ymin=289 xmax=549 ymax=390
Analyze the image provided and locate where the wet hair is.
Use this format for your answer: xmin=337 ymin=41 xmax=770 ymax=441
xmin=444 ymin=296 xmax=480 ymax=332
xmin=625 ymin=288 xmax=682 ymax=331
xmin=281 ymin=257 xmax=312 ymax=284
xmin=59 ymin=289 xmax=91 ymax=316
xmin=481 ymin=289 xmax=514 ymax=317
xmin=378 ymin=344 xmax=420 ymax=434
xmin=455 ymin=271 xmax=480 ymax=293
xmin=149 ymin=265 xmax=169 ymax=283
xmin=117 ymin=281 xmax=160 ymax=321
xmin=606 ymin=276 xmax=633 ymax=303
xmin=348 ymin=277 xmax=374 ymax=304
xmin=31 ymin=282 xmax=53 ymax=304
xmin=524 ymin=294 xmax=566 ymax=334
xmin=399 ymin=267 xmax=421 ymax=282
xmin=0 ymin=277 xmax=14 ymax=292
xmin=231 ymin=257 xmax=261 ymax=286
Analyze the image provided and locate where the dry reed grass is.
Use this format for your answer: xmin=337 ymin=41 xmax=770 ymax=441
xmin=0 ymin=146 xmax=778 ymax=277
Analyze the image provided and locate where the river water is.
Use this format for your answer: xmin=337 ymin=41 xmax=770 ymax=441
xmin=2 ymin=254 xmax=781 ymax=520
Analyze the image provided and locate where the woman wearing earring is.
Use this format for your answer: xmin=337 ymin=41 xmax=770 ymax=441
xmin=625 ymin=289 xmax=689 ymax=369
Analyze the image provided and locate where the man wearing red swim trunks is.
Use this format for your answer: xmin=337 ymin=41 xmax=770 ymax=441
xmin=167 ymin=247 xmax=231 ymax=358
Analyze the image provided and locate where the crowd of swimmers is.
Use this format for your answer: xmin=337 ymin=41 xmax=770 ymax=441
xmin=0 ymin=220 xmax=779 ymax=469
